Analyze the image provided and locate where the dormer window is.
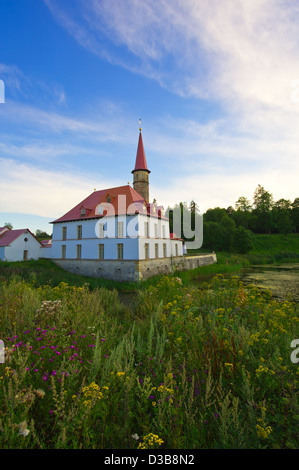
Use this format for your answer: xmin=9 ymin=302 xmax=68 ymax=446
xmin=107 ymin=196 xmax=111 ymax=203
xmin=81 ymin=208 xmax=86 ymax=217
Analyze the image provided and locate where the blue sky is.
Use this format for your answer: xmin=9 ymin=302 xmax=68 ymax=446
xmin=1 ymin=0 xmax=299 ymax=235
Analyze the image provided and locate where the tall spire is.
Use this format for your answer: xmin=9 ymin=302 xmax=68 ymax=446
xmin=132 ymin=122 xmax=150 ymax=202
xmin=133 ymin=129 xmax=150 ymax=173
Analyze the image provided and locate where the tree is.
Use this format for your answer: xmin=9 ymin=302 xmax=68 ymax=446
xmin=4 ymin=222 xmax=13 ymax=229
xmin=234 ymin=226 xmax=254 ymax=253
xmin=189 ymin=200 xmax=199 ymax=214
xmin=291 ymin=198 xmax=299 ymax=233
xmin=35 ymin=229 xmax=51 ymax=239
xmin=253 ymin=185 xmax=274 ymax=213
xmin=253 ymin=185 xmax=274 ymax=233
xmin=203 ymin=208 xmax=236 ymax=251
xmin=235 ymin=196 xmax=252 ymax=212
xmin=204 ymin=207 xmax=227 ymax=223
xmin=271 ymin=199 xmax=293 ymax=236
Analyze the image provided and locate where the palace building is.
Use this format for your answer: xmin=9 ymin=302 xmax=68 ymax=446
xmin=48 ymin=128 xmax=187 ymax=281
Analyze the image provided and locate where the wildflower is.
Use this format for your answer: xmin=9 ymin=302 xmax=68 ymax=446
xmin=132 ymin=433 xmax=139 ymax=440
xmin=18 ymin=421 xmax=30 ymax=437
xmin=256 ymin=424 xmax=272 ymax=439
xmin=35 ymin=389 xmax=45 ymax=398
xmin=224 ymin=363 xmax=233 ymax=369
xmin=138 ymin=433 xmax=164 ymax=449
xmin=116 ymin=372 xmax=125 ymax=377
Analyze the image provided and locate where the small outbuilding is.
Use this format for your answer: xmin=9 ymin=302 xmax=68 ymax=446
xmin=0 ymin=227 xmax=42 ymax=262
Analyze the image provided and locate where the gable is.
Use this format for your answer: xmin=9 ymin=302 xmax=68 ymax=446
xmin=0 ymin=229 xmax=42 ymax=247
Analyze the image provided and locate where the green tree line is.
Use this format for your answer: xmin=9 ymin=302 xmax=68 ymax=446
xmin=168 ymin=184 xmax=299 ymax=254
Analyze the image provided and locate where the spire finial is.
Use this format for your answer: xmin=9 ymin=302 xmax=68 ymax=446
xmin=139 ymin=118 xmax=142 ymax=132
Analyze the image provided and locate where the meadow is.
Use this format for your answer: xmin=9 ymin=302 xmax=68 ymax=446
xmin=0 ymin=260 xmax=298 ymax=449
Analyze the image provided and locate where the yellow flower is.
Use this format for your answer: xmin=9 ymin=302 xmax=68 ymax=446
xmin=116 ymin=372 xmax=125 ymax=377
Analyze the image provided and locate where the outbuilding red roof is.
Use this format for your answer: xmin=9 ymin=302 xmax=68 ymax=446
xmin=0 ymin=229 xmax=42 ymax=247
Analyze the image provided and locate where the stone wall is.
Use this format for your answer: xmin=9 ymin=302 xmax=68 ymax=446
xmin=53 ymin=253 xmax=217 ymax=282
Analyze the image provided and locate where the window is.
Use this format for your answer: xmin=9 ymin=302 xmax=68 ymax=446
xmin=117 ymin=221 xmax=124 ymax=238
xmin=62 ymin=226 xmax=67 ymax=240
xmin=81 ymin=208 xmax=86 ymax=217
xmin=155 ymin=243 xmax=159 ymax=258
xmin=61 ymin=245 xmax=66 ymax=259
xmin=98 ymin=244 xmax=104 ymax=260
xmin=117 ymin=243 xmax=123 ymax=260
xmin=163 ymin=243 xmax=167 ymax=258
xmin=144 ymin=221 xmax=149 ymax=237
xmin=23 ymin=250 xmax=28 ymax=260
xmin=98 ymin=223 xmax=104 ymax=238
xmin=154 ymin=223 xmax=158 ymax=238
xmin=77 ymin=225 xmax=82 ymax=240
xmin=162 ymin=225 xmax=166 ymax=238
xmin=175 ymin=244 xmax=178 ymax=256
xmin=76 ymin=244 xmax=82 ymax=259
xmin=144 ymin=243 xmax=149 ymax=259
xmin=107 ymin=196 xmax=111 ymax=203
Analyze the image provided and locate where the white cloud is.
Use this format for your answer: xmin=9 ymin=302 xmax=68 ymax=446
xmin=0 ymin=158 xmax=120 ymax=218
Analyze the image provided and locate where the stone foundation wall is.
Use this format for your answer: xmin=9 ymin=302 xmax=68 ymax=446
xmin=53 ymin=253 xmax=217 ymax=282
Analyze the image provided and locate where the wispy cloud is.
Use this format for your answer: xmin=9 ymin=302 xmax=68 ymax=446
xmin=0 ymin=62 xmax=67 ymax=106
xmin=43 ymin=0 xmax=299 ymax=106
xmin=0 ymin=158 xmax=120 ymax=218
xmin=43 ymin=0 xmax=299 ymax=164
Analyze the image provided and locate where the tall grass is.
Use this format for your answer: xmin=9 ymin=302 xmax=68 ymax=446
xmin=0 ymin=273 xmax=298 ymax=449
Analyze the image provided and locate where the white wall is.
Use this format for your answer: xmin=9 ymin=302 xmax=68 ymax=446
xmin=51 ymin=216 xmax=140 ymax=260
xmin=51 ymin=213 xmax=182 ymax=261
xmin=2 ymin=231 xmax=41 ymax=261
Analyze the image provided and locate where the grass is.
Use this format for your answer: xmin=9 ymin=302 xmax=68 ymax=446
xmin=188 ymin=233 xmax=299 ymax=273
xmin=0 ymin=259 xmax=137 ymax=292
xmin=0 ymin=269 xmax=298 ymax=449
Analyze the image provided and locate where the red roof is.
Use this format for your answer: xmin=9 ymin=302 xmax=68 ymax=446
xmin=0 ymin=229 xmax=42 ymax=247
xmin=170 ymin=232 xmax=183 ymax=241
xmin=41 ymin=239 xmax=52 ymax=247
xmin=132 ymin=131 xmax=150 ymax=173
xmin=52 ymin=185 xmax=144 ymax=224
xmin=52 ymin=184 xmax=168 ymax=224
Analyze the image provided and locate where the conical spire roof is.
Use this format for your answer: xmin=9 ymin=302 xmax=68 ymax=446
xmin=132 ymin=130 xmax=150 ymax=173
